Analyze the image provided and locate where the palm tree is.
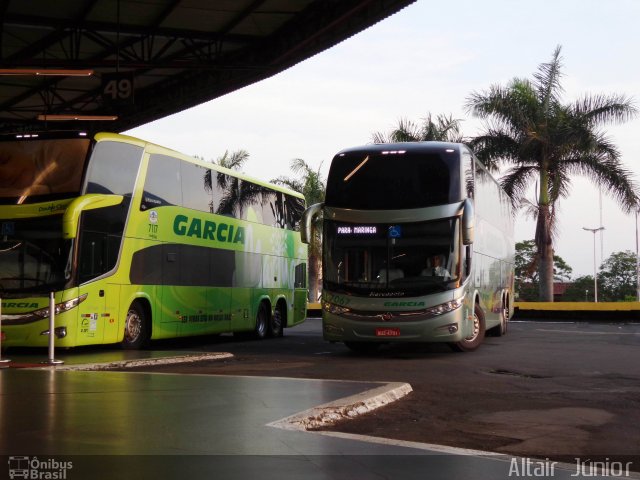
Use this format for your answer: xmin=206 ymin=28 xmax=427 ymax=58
xmin=372 ymin=113 xmax=464 ymax=143
xmin=272 ymin=159 xmax=326 ymax=302
xmin=466 ymin=45 xmax=638 ymax=301
xmin=212 ymin=149 xmax=250 ymax=170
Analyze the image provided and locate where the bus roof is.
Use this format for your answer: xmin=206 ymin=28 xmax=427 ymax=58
xmin=94 ymin=131 xmax=305 ymax=200
xmin=334 ymin=141 xmax=468 ymax=156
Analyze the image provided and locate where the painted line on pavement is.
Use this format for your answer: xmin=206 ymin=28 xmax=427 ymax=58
xmin=535 ymin=328 xmax=640 ymax=335
xmin=313 ymin=431 xmax=640 ymax=477
xmin=267 ymin=383 xmax=631 ymax=477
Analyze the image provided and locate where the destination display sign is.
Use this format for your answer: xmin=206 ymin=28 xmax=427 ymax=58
xmin=336 ymin=225 xmax=378 ymax=235
xmin=335 ymin=224 xmax=403 ymax=239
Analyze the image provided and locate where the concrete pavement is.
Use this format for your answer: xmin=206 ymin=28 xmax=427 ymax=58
xmin=0 ymin=366 xmax=618 ymax=479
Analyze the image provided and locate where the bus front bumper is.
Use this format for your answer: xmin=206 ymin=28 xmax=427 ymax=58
xmin=322 ymin=304 xmax=472 ymax=343
xmin=1 ymin=318 xmax=74 ymax=349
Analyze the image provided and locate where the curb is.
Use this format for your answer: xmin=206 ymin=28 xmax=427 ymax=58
xmin=267 ymin=381 xmax=413 ymax=431
xmin=23 ymin=352 xmax=234 ymax=371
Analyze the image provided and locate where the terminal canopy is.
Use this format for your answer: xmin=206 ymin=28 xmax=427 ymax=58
xmin=0 ymin=0 xmax=415 ymax=134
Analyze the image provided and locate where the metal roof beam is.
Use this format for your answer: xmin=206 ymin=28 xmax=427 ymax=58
xmin=3 ymin=13 xmax=256 ymax=44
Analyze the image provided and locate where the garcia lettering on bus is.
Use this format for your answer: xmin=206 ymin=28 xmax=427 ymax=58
xmin=383 ymin=301 xmax=426 ymax=307
xmin=1 ymin=301 xmax=40 ymax=309
xmin=173 ymin=214 xmax=245 ymax=244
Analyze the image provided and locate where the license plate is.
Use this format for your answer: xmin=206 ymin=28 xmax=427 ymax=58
xmin=375 ymin=327 xmax=400 ymax=337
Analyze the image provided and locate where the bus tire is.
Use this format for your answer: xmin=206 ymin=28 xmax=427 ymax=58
xmin=498 ymin=297 xmax=509 ymax=336
xmin=269 ymin=301 xmax=285 ymax=338
xmin=449 ymin=303 xmax=485 ymax=352
xmin=122 ymin=301 xmax=150 ymax=350
xmin=253 ymin=302 xmax=269 ymax=339
xmin=487 ymin=296 xmax=509 ymax=337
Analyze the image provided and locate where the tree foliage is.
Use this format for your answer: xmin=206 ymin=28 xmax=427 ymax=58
xmin=562 ymin=275 xmax=596 ymax=302
xmin=272 ymin=159 xmax=326 ymax=302
xmin=515 ymin=240 xmax=573 ymax=301
xmin=598 ymin=250 xmax=638 ymax=301
xmin=371 ymin=113 xmax=464 ymax=144
xmin=466 ymin=45 xmax=638 ymax=301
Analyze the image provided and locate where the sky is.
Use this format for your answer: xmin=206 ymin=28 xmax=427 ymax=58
xmin=126 ymin=0 xmax=640 ymax=278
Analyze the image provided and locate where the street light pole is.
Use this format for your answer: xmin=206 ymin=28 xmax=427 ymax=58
xmin=583 ymin=226 xmax=605 ymax=302
xmin=636 ymin=210 xmax=640 ymax=301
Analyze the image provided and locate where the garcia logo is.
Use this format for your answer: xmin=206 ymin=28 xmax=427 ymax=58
xmin=173 ymin=215 xmax=245 ymax=244
xmin=1 ymin=302 xmax=39 ymax=309
xmin=383 ymin=301 xmax=425 ymax=307
xmin=7 ymin=456 xmax=73 ymax=479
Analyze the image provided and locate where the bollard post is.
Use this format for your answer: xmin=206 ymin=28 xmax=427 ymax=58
xmin=0 ymin=298 xmax=11 ymax=367
xmin=41 ymin=292 xmax=64 ymax=366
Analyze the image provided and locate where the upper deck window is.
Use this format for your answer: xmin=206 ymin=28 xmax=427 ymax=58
xmin=0 ymin=138 xmax=90 ymax=204
xmin=84 ymin=141 xmax=143 ymax=197
xmin=325 ymin=149 xmax=461 ymax=209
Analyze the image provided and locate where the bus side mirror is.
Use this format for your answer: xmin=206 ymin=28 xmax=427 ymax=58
xmin=62 ymin=194 xmax=124 ymax=239
xmin=300 ymin=202 xmax=324 ymax=244
xmin=462 ymin=198 xmax=474 ymax=245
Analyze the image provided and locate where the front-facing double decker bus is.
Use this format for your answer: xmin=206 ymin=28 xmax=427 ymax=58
xmin=0 ymin=131 xmax=307 ymax=349
xmin=301 ymin=142 xmax=514 ymax=352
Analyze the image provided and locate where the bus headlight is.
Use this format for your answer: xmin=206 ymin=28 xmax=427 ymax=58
xmin=425 ymin=298 xmax=463 ymax=317
xmin=322 ymin=301 xmax=349 ymax=315
xmin=32 ymin=294 xmax=88 ymax=319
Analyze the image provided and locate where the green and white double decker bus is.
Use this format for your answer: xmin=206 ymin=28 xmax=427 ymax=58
xmin=302 ymin=142 xmax=514 ymax=353
xmin=0 ymin=131 xmax=307 ymax=349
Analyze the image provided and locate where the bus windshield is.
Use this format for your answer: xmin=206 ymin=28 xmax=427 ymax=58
xmin=323 ymin=218 xmax=461 ymax=297
xmin=0 ymin=215 xmax=72 ymax=295
xmin=325 ymin=149 xmax=461 ymax=209
xmin=0 ymin=138 xmax=90 ymax=204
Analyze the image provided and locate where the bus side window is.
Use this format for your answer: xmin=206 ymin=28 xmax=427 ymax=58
xmin=142 ymin=154 xmax=181 ymax=210
xmin=256 ymin=188 xmax=277 ymax=226
xmin=181 ymin=162 xmax=212 ymax=213
xmin=295 ymin=263 xmax=307 ymax=288
xmin=285 ymin=194 xmax=305 ymax=230
xmin=214 ymin=173 xmax=238 ymax=217
xmin=85 ymin=141 xmax=143 ymax=196
xmin=461 ymin=149 xmax=474 ymax=199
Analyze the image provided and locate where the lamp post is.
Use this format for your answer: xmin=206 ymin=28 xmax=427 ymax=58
xmin=636 ymin=210 xmax=640 ymax=301
xmin=583 ymin=226 xmax=604 ymax=302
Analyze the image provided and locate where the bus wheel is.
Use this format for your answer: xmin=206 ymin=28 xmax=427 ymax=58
xmin=345 ymin=342 xmax=380 ymax=354
xmin=122 ymin=301 xmax=150 ymax=350
xmin=253 ymin=302 xmax=269 ymax=339
xmin=450 ymin=304 xmax=485 ymax=352
xmin=488 ymin=298 xmax=509 ymax=337
xmin=269 ymin=302 xmax=284 ymax=338
xmin=498 ymin=300 xmax=509 ymax=336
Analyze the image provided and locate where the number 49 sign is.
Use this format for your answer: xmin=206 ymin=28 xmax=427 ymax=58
xmin=101 ymin=72 xmax=134 ymax=106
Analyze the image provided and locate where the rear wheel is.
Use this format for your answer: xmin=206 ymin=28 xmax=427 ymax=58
xmin=253 ymin=302 xmax=269 ymax=339
xmin=122 ymin=301 xmax=150 ymax=350
xmin=269 ymin=302 xmax=285 ymax=337
xmin=498 ymin=299 xmax=509 ymax=336
xmin=449 ymin=303 xmax=485 ymax=352
xmin=488 ymin=297 xmax=509 ymax=337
